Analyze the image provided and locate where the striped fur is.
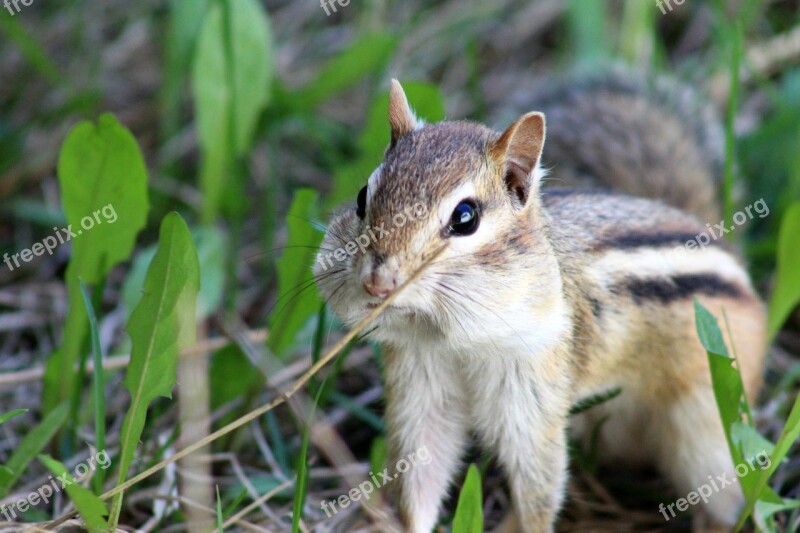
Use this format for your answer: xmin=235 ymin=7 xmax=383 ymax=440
xmin=315 ymin=79 xmax=766 ymax=533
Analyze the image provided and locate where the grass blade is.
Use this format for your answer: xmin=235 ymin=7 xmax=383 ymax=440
xmin=78 ymin=279 xmax=106 ymax=494
xmin=768 ymin=202 xmax=800 ymax=339
xmin=737 ymin=393 xmax=800 ymax=529
xmin=723 ymin=22 xmax=742 ymax=229
xmin=0 ymin=409 xmax=27 ymax=425
xmin=40 ymin=455 xmax=108 ymax=532
xmin=0 ymin=14 xmax=62 ymax=85
xmin=0 ymin=403 xmax=69 ymax=497
xmin=569 ymin=387 xmax=622 ymax=416
xmin=216 ymin=485 xmax=224 ymax=532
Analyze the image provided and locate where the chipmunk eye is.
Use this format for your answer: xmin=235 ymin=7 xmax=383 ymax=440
xmin=448 ymin=200 xmax=479 ymax=236
xmin=356 ymin=185 xmax=367 ymax=219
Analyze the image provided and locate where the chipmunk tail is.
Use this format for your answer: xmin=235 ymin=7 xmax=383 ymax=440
xmin=519 ymin=66 xmax=725 ymax=222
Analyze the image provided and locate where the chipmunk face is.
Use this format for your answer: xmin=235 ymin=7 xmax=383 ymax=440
xmin=315 ymin=81 xmax=565 ymax=348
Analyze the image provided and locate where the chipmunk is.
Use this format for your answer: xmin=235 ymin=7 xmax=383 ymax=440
xmin=314 ymin=71 xmax=767 ymax=532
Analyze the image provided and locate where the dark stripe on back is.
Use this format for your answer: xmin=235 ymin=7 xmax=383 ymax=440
xmin=618 ymin=274 xmax=745 ymax=304
xmin=597 ymin=231 xmax=705 ymax=251
xmin=542 ymin=187 xmax=617 ymax=199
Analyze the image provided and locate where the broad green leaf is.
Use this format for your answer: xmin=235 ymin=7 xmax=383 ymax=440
xmin=43 ymin=113 xmax=149 ymax=413
xmin=291 ymin=34 xmax=397 ymax=110
xmin=0 ymin=409 xmax=27 ymax=425
xmin=326 ymin=82 xmax=446 ymax=210
xmin=267 ymin=189 xmax=323 ymax=356
xmin=122 ymin=227 xmax=225 ymax=321
xmin=453 ymin=464 xmax=483 ymax=533
xmin=39 ymin=455 xmax=108 ymax=532
xmin=110 ymin=213 xmax=200 ymax=525
xmin=192 ymin=0 xmax=273 ymax=222
xmin=0 ymin=403 xmax=69 ymax=497
xmin=768 ymin=202 xmax=800 ymax=338
xmin=730 ymin=421 xmax=775 ymax=463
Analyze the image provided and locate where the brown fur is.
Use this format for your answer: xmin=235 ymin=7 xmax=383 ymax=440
xmin=315 ymin=76 xmax=767 ymax=533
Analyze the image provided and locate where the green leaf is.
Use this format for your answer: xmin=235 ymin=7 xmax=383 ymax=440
xmin=216 ymin=485 xmax=224 ymax=532
xmin=694 ymin=301 xmax=755 ymax=491
xmin=730 ymin=421 xmax=775 ymax=462
xmin=326 ymin=82 xmax=446 ymax=210
xmin=566 ymin=0 xmax=609 ymax=64
xmin=43 ymin=113 xmax=149 ymax=413
xmin=78 ymin=280 xmax=106 ymax=494
xmin=291 ymin=421 xmax=311 ymax=533
xmin=193 ymin=227 xmax=226 ymax=319
xmin=109 ymin=213 xmax=200 ymax=525
xmin=192 ymin=0 xmax=273 ymax=223
xmin=569 ymin=387 xmax=622 ymax=416
xmin=694 ymin=300 xmax=798 ymax=530
xmin=452 ymin=464 xmax=483 ymax=533
xmin=768 ymin=202 xmax=800 ymax=338
xmin=210 ymin=344 xmax=262 ymax=425
xmin=291 ymin=34 xmax=397 ymax=110
xmin=0 ymin=409 xmax=27 ymax=425
xmin=739 ymin=393 xmax=800 ymax=529
xmin=39 ymin=455 xmax=108 ymax=532
xmin=617 ymin=0 xmax=655 ymax=65
xmin=122 ymin=227 xmax=225 ymax=321
xmin=161 ymin=0 xmax=212 ymax=140
xmin=0 ymin=14 xmax=62 ymax=85
xmin=367 ymin=437 xmax=387 ymax=502
xmin=292 ymin=366 xmax=328 ymax=533
xmin=0 ymin=403 xmax=69 ymax=497
xmin=267 ymin=189 xmax=323 ymax=356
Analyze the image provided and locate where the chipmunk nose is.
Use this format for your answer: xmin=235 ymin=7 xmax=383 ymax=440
xmin=362 ymin=270 xmax=398 ymax=299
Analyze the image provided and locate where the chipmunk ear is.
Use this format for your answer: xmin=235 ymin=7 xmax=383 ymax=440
xmin=489 ymin=112 xmax=546 ymax=209
xmin=389 ymin=79 xmax=417 ymax=147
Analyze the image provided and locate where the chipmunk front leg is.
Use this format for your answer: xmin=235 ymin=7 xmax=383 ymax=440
xmin=384 ymin=344 xmax=469 ymax=533
xmin=468 ymin=356 xmax=571 ymax=533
